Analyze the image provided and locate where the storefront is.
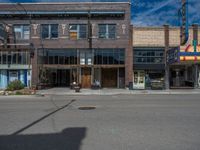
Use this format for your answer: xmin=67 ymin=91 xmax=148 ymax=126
xmin=0 ymin=69 xmax=31 ymax=89
xmin=38 ymin=48 xmax=125 ymax=88
xmin=133 ymin=47 xmax=165 ymax=89
xmin=167 ymin=45 xmax=200 ymax=88
xmin=0 ymin=51 xmax=31 ymax=89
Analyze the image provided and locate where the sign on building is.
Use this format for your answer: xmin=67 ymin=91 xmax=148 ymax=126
xmin=167 ymin=45 xmax=200 ymax=64
xmin=179 ymin=45 xmax=200 ymax=61
xmin=167 ymin=47 xmax=179 ymax=64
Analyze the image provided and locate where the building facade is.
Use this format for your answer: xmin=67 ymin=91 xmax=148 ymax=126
xmin=0 ymin=2 xmax=199 ymax=90
xmin=0 ymin=2 xmax=132 ymax=89
xmin=132 ymin=25 xmax=200 ymax=89
xmin=0 ymin=21 xmax=32 ymax=89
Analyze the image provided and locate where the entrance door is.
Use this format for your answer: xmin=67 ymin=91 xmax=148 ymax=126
xmin=81 ymin=68 xmax=91 ymax=88
xmin=54 ymin=70 xmax=70 ymax=87
xmin=9 ymin=71 xmax=18 ymax=82
xmin=102 ymin=68 xmax=117 ymax=88
xmin=133 ymin=71 xmax=145 ymax=89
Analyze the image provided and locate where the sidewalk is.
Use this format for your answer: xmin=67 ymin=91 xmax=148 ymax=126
xmin=36 ymin=87 xmax=200 ymax=96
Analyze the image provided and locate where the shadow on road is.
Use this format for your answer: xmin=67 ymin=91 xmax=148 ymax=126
xmin=12 ymin=99 xmax=76 ymax=135
xmin=0 ymin=127 xmax=87 ymax=150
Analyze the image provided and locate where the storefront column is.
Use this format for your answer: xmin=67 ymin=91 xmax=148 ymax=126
xmin=164 ymin=25 xmax=170 ymax=89
xmin=32 ymin=48 xmax=38 ymax=89
xmin=198 ymin=66 xmax=200 ymax=88
xmin=184 ymin=66 xmax=188 ymax=81
xmin=193 ymin=24 xmax=199 ymax=88
xmin=194 ymin=64 xmax=199 ymax=88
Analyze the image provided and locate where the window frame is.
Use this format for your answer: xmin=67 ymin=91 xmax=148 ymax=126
xmin=134 ymin=48 xmax=164 ymax=64
xmin=41 ymin=24 xmax=59 ymax=39
xmin=0 ymin=51 xmax=28 ymax=65
xmin=13 ymin=24 xmax=30 ymax=40
xmin=69 ymin=24 xmax=87 ymax=40
xmin=98 ymin=24 xmax=116 ymax=39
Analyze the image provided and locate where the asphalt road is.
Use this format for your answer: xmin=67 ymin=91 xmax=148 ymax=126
xmin=0 ymin=94 xmax=200 ymax=150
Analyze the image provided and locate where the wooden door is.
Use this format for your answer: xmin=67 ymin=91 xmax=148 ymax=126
xmin=81 ymin=68 xmax=91 ymax=88
xmin=102 ymin=69 xmax=117 ymax=88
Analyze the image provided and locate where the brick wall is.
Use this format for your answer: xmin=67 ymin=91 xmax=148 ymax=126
xmin=132 ymin=27 xmax=165 ymax=47
xmin=133 ymin=26 xmax=199 ymax=47
xmin=169 ymin=28 xmax=180 ymax=47
xmin=0 ymin=2 xmax=132 ymax=87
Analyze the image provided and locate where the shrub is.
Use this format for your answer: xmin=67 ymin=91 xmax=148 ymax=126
xmin=16 ymin=91 xmax=23 ymax=95
xmin=7 ymin=80 xmax=25 ymax=91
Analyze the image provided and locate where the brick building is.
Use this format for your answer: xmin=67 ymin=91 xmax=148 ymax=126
xmin=0 ymin=2 xmax=199 ymax=90
xmin=0 ymin=2 xmax=132 ymax=89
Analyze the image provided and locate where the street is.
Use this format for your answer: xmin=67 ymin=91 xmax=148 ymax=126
xmin=0 ymin=94 xmax=200 ymax=150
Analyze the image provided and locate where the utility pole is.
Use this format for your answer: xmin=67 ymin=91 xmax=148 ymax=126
xmin=164 ymin=24 xmax=170 ymax=90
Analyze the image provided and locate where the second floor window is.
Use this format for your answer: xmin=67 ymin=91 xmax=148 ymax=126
xmin=99 ymin=24 xmax=116 ymax=39
xmin=41 ymin=24 xmax=58 ymax=39
xmin=14 ymin=25 xmax=30 ymax=40
xmin=69 ymin=24 xmax=87 ymax=40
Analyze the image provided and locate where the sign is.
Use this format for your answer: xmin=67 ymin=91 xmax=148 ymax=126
xmin=167 ymin=47 xmax=179 ymax=64
xmin=179 ymin=45 xmax=200 ymax=61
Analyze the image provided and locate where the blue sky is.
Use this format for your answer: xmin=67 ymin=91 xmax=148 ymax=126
xmin=0 ymin=0 xmax=199 ymax=27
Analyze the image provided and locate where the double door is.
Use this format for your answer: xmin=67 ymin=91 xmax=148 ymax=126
xmin=52 ymin=69 xmax=70 ymax=87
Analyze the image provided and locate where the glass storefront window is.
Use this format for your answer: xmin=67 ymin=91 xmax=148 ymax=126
xmin=0 ymin=52 xmax=1 ymax=64
xmin=12 ymin=52 xmax=17 ymax=64
xmin=0 ymin=51 xmax=28 ymax=65
xmin=2 ymin=53 xmax=7 ymax=64
xmin=134 ymin=48 xmax=164 ymax=64
xmin=41 ymin=49 xmax=78 ymax=65
xmin=94 ymin=49 xmax=125 ymax=65
xmin=39 ymin=49 xmax=124 ymax=66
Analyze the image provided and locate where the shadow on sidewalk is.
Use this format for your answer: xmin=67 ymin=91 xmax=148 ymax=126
xmin=0 ymin=127 xmax=87 ymax=150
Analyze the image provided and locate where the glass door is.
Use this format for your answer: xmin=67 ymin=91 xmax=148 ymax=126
xmin=133 ymin=71 xmax=145 ymax=89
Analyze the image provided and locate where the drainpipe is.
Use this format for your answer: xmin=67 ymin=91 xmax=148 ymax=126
xmin=164 ymin=24 xmax=170 ymax=90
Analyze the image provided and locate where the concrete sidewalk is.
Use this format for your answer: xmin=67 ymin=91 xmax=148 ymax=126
xmin=36 ymin=87 xmax=200 ymax=96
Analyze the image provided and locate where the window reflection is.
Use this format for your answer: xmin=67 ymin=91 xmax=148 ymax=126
xmin=0 ymin=51 xmax=28 ymax=65
xmin=94 ymin=49 xmax=125 ymax=65
xmin=134 ymin=48 xmax=164 ymax=64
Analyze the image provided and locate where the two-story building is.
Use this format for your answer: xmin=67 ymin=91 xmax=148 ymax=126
xmin=0 ymin=2 xmax=132 ymax=89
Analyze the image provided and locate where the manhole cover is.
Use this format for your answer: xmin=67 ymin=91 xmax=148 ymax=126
xmin=78 ymin=106 xmax=96 ymax=110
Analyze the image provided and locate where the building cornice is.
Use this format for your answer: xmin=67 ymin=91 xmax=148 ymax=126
xmin=0 ymin=2 xmax=131 ymax=5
